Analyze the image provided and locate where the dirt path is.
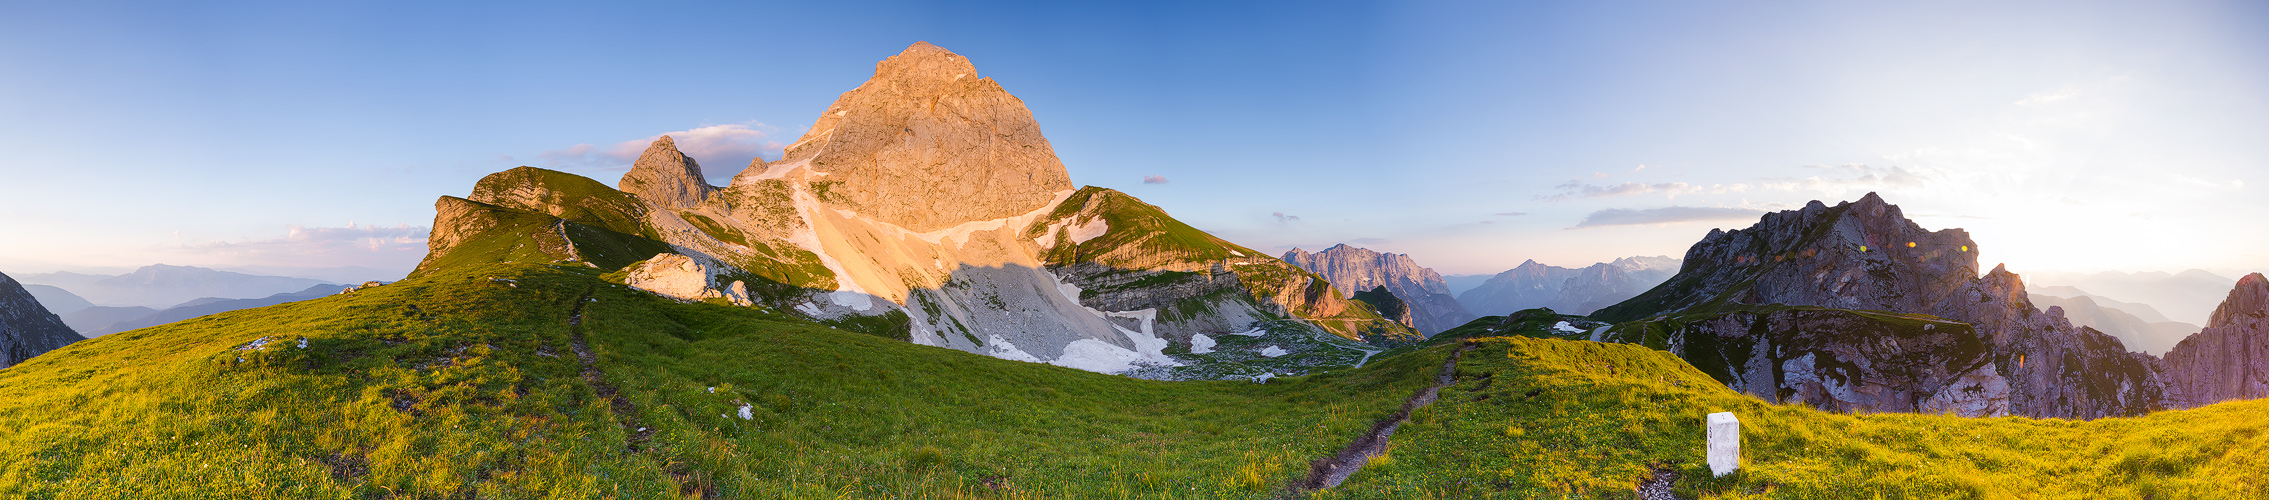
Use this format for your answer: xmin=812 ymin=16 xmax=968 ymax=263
xmin=566 ymin=288 xmax=651 ymax=451
xmin=1297 ymin=341 xmax=1479 ymax=491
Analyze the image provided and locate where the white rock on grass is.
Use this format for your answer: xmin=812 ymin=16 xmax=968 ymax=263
xmin=1707 ymin=412 xmax=1741 ymax=476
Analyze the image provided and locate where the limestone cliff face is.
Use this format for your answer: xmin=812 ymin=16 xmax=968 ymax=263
xmin=617 ymin=135 xmax=716 ymax=209
xmin=1282 ymin=244 xmax=1475 ymax=335
xmin=2161 ymin=273 xmax=2269 ymax=408
xmin=0 ymin=272 xmax=81 ymax=367
xmin=1593 ymin=193 xmax=2163 ymax=419
xmin=762 ymin=41 xmax=1074 ymax=233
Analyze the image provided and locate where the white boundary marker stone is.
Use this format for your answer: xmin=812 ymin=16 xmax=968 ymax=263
xmin=1707 ymin=412 xmax=1741 ymax=476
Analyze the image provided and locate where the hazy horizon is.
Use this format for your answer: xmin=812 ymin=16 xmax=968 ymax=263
xmin=3 ymin=1 xmax=2263 ymax=278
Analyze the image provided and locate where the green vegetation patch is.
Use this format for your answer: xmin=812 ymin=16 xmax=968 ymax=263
xmin=1322 ymin=335 xmax=2269 ymax=499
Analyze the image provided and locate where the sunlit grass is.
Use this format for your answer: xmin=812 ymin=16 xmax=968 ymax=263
xmin=1 ymin=262 xmax=2264 ymax=498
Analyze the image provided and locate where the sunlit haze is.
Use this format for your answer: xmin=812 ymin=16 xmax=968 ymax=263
xmin=2 ymin=1 xmax=2262 ymax=279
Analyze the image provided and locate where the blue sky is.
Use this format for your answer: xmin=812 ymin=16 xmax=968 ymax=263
xmin=3 ymin=0 xmax=2264 ymax=278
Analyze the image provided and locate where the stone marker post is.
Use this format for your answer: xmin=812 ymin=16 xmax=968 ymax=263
xmin=1707 ymin=412 xmax=1740 ymax=476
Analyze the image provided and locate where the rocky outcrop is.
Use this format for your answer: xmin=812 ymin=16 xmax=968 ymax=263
xmin=0 ymin=272 xmax=82 ymax=367
xmin=1604 ymin=306 xmax=2009 ymax=416
xmin=1351 ymin=286 xmax=1413 ymax=329
xmin=624 ymin=254 xmax=752 ymax=306
xmin=1282 ymin=244 xmax=1474 ymax=334
xmin=617 ymin=135 xmax=716 ymax=209
xmin=763 ymin=41 xmax=1074 ymax=232
xmin=1592 ymin=193 xmax=2163 ymax=419
xmin=2161 ymin=273 xmax=2269 ymax=408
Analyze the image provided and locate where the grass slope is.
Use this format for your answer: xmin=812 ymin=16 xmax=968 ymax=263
xmin=2 ymin=263 xmax=2265 ymax=498
xmin=0 ymin=263 xmax=1439 ymax=498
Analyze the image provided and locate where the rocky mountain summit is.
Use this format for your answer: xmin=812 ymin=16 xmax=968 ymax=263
xmin=0 ymin=272 xmax=81 ymax=367
xmin=414 ymin=43 xmax=1409 ymax=377
xmin=1457 ymin=256 xmax=1680 ymax=317
xmin=1593 ymin=193 xmax=2161 ymax=419
xmin=2160 ymin=273 xmax=2269 ymax=408
xmin=761 ymin=41 xmax=1074 ymax=233
xmin=1282 ymin=244 xmax=1474 ymax=334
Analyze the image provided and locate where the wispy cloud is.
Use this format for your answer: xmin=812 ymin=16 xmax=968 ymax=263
xmin=1760 ymin=164 xmax=1941 ymax=197
xmin=533 ymin=123 xmax=786 ymax=178
xmin=2014 ymin=88 xmax=2081 ymax=106
xmin=1493 ymin=212 xmax=1527 ymax=216
xmin=172 ymin=224 xmax=430 ymax=268
xmin=1272 ymin=212 xmax=1301 ymax=223
xmin=1569 ymin=206 xmax=1764 ymax=229
xmin=1143 ymin=175 xmax=1169 ymax=184
xmin=1544 ymin=181 xmax=1748 ymax=201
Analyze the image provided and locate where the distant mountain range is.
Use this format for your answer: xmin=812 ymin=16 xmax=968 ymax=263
xmin=2019 ymin=269 xmax=2236 ymax=326
xmin=45 ymin=284 xmax=351 ymax=337
xmin=18 ymin=265 xmax=333 ymax=309
xmin=1454 ymin=255 xmax=1681 ymax=317
xmin=2028 ymin=287 xmax=2198 ymax=356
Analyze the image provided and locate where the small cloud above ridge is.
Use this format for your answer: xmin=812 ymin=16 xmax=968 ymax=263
xmin=1143 ymin=175 xmax=1169 ymax=184
xmin=1569 ymin=206 xmax=1764 ymax=229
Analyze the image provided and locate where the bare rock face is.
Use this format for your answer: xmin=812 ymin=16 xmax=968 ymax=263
xmin=1606 ymin=307 xmax=2010 ymax=417
xmin=0 ymin=272 xmax=82 ymax=367
xmin=770 ymin=41 xmax=1074 ymax=232
xmin=618 ymin=135 xmax=716 ymax=209
xmin=2161 ymin=273 xmax=2269 ymax=408
xmin=1594 ymin=192 xmax=2163 ymax=419
xmin=1282 ymin=244 xmax=1475 ymax=334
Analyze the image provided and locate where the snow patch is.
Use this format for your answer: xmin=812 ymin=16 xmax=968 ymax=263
xmin=1067 ymin=217 xmax=1109 ymax=244
xmin=1250 ymin=373 xmax=1276 ymax=384
xmin=984 ymin=335 xmax=1043 ymax=363
xmin=1554 ymin=321 xmax=1582 ymax=333
xmin=829 ymin=291 xmax=875 ymax=312
xmin=1190 ymin=334 xmax=1217 ymax=354
xmin=794 ymin=302 xmax=825 ymax=317
xmin=1050 ymin=339 xmax=1155 ymax=373
xmin=1259 ymin=345 xmax=1288 ymax=357
xmin=1230 ymin=326 xmax=1269 ymax=337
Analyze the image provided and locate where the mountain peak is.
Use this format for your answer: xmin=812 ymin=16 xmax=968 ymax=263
xmin=766 ymin=42 xmax=1073 ymax=232
xmin=2207 ymin=272 xmax=2269 ymax=328
xmin=618 ymin=135 xmax=714 ymax=209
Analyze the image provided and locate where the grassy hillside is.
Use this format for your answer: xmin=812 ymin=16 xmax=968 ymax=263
xmin=0 ymin=262 xmax=1442 ymax=498
xmin=1 ymin=262 xmax=2264 ymax=498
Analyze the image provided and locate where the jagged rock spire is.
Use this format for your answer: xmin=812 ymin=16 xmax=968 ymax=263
xmin=771 ymin=41 xmax=1074 ymax=232
xmin=619 ymin=135 xmax=715 ymax=209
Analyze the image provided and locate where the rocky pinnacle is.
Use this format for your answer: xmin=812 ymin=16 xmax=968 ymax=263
xmin=617 ymin=135 xmax=716 ymax=209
